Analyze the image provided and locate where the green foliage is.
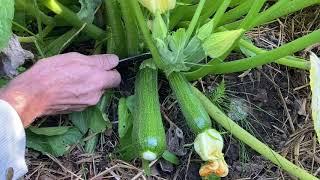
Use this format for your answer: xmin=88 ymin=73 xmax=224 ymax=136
xmin=28 ymin=126 xmax=71 ymax=136
xmin=116 ymin=96 xmax=138 ymax=161
xmin=77 ymin=0 xmax=101 ymax=23
xmin=84 ymin=130 xmax=99 ymax=153
xmin=162 ymin=150 xmax=180 ymax=165
xmin=0 ymin=0 xmax=14 ymax=50
xmin=156 ymin=27 xmax=206 ymax=74
xmin=209 ymin=80 xmax=226 ymax=106
xmin=118 ymin=97 xmax=133 ymax=138
xmin=26 ymin=127 xmax=83 ymax=156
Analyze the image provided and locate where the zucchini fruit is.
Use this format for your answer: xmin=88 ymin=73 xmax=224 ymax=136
xmin=132 ymin=67 xmax=166 ymax=161
xmin=168 ymin=72 xmax=212 ymax=134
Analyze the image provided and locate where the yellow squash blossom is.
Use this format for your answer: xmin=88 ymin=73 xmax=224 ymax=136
xmin=310 ymin=53 xmax=320 ymax=143
xmin=139 ymin=0 xmax=176 ymax=14
xmin=194 ymin=129 xmax=229 ymax=177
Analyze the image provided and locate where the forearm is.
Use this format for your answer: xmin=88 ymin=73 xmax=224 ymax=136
xmin=0 ymin=85 xmax=43 ymax=127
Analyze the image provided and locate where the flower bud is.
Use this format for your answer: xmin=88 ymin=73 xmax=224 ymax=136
xmin=194 ymin=128 xmax=224 ymax=161
xmin=139 ymin=0 xmax=176 ymax=14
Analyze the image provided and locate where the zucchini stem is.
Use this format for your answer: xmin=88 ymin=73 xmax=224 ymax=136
xmin=185 ymin=29 xmax=320 ymax=80
xmin=41 ymin=0 xmax=105 ymax=40
xmin=192 ymin=87 xmax=318 ymax=180
xmin=130 ymin=0 xmax=165 ymax=69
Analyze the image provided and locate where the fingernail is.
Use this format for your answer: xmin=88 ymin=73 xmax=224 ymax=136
xmin=106 ymin=54 xmax=119 ymax=66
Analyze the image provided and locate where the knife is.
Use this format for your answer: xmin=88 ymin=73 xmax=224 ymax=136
xmin=118 ymin=52 xmax=152 ymax=68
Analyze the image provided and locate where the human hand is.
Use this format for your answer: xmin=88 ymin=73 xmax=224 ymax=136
xmin=0 ymin=52 xmax=121 ymax=127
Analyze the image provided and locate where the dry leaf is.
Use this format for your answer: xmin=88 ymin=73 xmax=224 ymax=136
xmin=0 ymin=35 xmax=33 ymax=77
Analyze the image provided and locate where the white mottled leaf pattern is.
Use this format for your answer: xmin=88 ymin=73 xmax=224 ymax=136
xmin=310 ymin=53 xmax=320 ymax=143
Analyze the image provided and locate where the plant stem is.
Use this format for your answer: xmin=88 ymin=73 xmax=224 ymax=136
xmin=16 ymin=0 xmax=55 ymax=25
xmin=239 ymin=39 xmax=310 ymax=70
xmin=192 ymin=87 xmax=318 ymax=180
xmin=105 ymin=0 xmax=127 ymax=58
xmin=130 ymin=0 xmax=165 ymax=69
xmin=210 ymin=0 xmax=232 ymax=31
xmin=198 ymin=0 xmax=223 ymax=24
xmin=185 ymin=0 xmax=206 ymax=43
xmin=169 ymin=1 xmax=217 ymax=30
xmin=118 ymin=0 xmax=139 ymax=56
xmin=239 ymin=0 xmax=266 ymax=30
xmin=224 ymin=0 xmax=320 ymax=30
xmin=185 ymin=29 xmax=320 ymax=80
xmin=218 ymin=0 xmax=251 ymax=26
xmin=41 ymin=0 xmax=105 ymax=40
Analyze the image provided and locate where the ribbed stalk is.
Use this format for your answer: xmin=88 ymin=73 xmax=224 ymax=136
xmin=105 ymin=0 xmax=127 ymax=57
xmin=41 ymin=0 xmax=105 ymax=40
xmin=118 ymin=0 xmax=139 ymax=56
xmin=185 ymin=29 xmax=320 ymax=80
xmin=192 ymin=87 xmax=318 ymax=180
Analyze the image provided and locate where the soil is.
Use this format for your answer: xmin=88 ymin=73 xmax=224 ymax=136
xmin=24 ymin=6 xmax=320 ymax=180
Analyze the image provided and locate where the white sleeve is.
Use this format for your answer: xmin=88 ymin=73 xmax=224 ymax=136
xmin=0 ymin=100 xmax=27 ymax=180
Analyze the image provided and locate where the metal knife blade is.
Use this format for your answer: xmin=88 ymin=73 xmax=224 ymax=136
xmin=118 ymin=52 xmax=152 ymax=68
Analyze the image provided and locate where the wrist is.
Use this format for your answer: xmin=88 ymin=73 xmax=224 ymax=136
xmin=0 ymin=85 xmax=44 ymax=127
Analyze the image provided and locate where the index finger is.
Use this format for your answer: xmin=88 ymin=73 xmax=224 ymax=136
xmin=85 ymin=54 xmax=119 ymax=70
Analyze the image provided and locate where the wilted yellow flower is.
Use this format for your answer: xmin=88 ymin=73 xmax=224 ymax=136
xmin=310 ymin=53 xmax=320 ymax=143
xmin=139 ymin=0 xmax=176 ymax=14
xmin=194 ymin=129 xmax=224 ymax=161
xmin=199 ymin=159 xmax=229 ymax=177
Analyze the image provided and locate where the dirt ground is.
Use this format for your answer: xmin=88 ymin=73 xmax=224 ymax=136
xmin=25 ymin=7 xmax=320 ymax=180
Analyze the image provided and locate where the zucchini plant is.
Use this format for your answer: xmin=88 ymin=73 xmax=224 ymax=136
xmin=128 ymin=0 xmax=320 ymax=178
xmin=1 ymin=0 xmax=320 ymax=179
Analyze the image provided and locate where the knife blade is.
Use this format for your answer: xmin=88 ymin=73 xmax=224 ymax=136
xmin=118 ymin=52 xmax=152 ymax=68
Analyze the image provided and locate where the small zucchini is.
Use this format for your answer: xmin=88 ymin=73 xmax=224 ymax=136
xmin=132 ymin=66 xmax=166 ymax=161
xmin=168 ymin=72 xmax=212 ymax=134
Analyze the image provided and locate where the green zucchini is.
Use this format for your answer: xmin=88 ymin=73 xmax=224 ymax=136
xmin=132 ymin=66 xmax=166 ymax=161
xmin=168 ymin=72 xmax=212 ymax=134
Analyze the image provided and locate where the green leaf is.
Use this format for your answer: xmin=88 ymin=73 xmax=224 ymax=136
xmin=77 ymin=0 xmax=101 ymax=23
xmin=70 ymin=92 xmax=112 ymax=134
xmin=203 ymin=29 xmax=244 ymax=58
xmin=310 ymin=53 xmax=320 ymax=143
xmin=126 ymin=95 xmax=136 ymax=113
xmin=97 ymin=91 xmax=113 ymax=111
xmin=184 ymin=36 xmax=206 ymax=64
xmin=169 ymin=28 xmax=187 ymax=54
xmin=162 ymin=150 xmax=180 ymax=165
xmin=28 ymin=126 xmax=71 ymax=136
xmin=26 ymin=127 xmax=83 ymax=156
xmin=118 ymin=97 xmax=133 ymax=138
xmin=84 ymin=130 xmax=99 ymax=153
xmin=0 ymin=0 xmax=14 ymax=50
xmin=70 ymin=111 xmax=90 ymax=134
xmin=88 ymin=106 xmax=110 ymax=133
xmin=152 ymin=12 xmax=168 ymax=40
xmin=116 ymin=126 xmax=139 ymax=161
